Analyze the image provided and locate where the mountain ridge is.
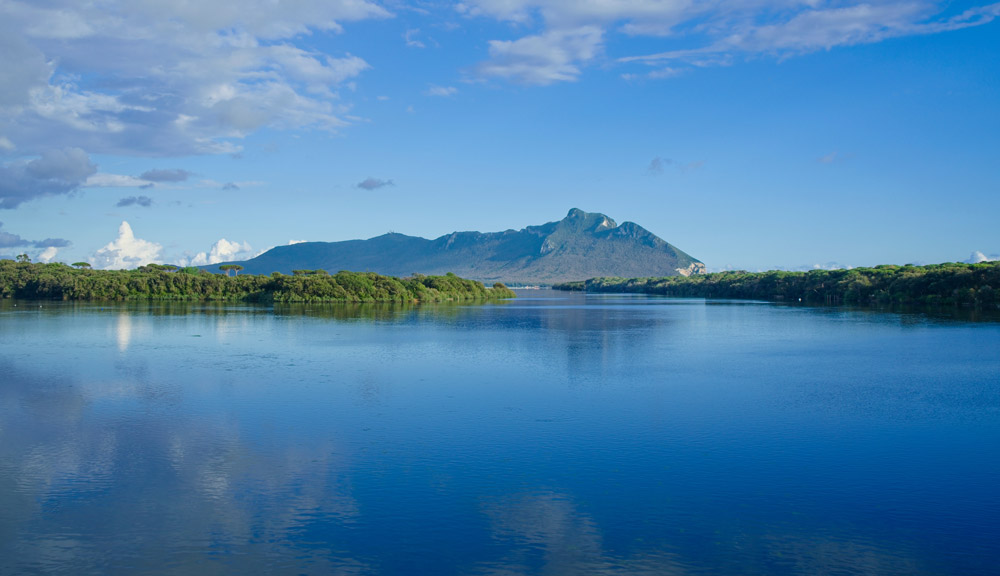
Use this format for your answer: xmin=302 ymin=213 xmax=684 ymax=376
xmin=205 ymin=208 xmax=705 ymax=284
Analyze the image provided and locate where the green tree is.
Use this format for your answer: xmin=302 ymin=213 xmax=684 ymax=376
xmin=72 ymin=262 xmax=92 ymax=269
xmin=16 ymin=254 xmax=30 ymax=263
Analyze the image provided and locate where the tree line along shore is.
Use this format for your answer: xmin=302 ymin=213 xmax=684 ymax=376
xmin=0 ymin=259 xmax=516 ymax=303
xmin=554 ymin=261 xmax=1000 ymax=309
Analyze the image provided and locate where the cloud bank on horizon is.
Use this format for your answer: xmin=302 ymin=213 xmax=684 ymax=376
xmin=89 ymin=221 xmax=263 ymax=270
xmin=0 ymin=0 xmax=998 ymax=269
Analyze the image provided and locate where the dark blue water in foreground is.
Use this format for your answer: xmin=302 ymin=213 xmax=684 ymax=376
xmin=2 ymin=291 xmax=999 ymax=575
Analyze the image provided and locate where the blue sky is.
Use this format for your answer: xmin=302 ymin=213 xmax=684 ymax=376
xmin=1 ymin=0 xmax=998 ymax=272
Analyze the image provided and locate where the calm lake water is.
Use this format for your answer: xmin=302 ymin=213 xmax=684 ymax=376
xmin=2 ymin=291 xmax=999 ymax=575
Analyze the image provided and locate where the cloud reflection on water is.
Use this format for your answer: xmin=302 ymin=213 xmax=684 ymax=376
xmin=1 ymin=298 xmax=993 ymax=574
xmin=474 ymin=491 xmax=688 ymax=575
xmin=0 ymin=360 xmax=369 ymax=575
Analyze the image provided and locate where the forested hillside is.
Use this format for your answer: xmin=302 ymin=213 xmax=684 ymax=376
xmin=208 ymin=208 xmax=704 ymax=284
xmin=0 ymin=260 xmax=515 ymax=303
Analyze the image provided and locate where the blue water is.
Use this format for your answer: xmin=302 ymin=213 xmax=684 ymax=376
xmin=1 ymin=291 xmax=999 ymax=575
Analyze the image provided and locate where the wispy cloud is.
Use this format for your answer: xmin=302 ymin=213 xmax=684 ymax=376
xmin=460 ymin=1 xmax=1000 ymax=85
xmin=648 ymin=156 xmax=671 ymax=174
xmin=404 ymin=28 xmax=426 ymax=48
xmin=116 ymin=195 xmax=154 ymax=207
xmin=86 ymin=173 xmax=149 ymax=188
xmin=680 ymin=159 xmax=704 ymax=173
xmin=140 ymin=169 xmax=192 ymax=183
xmin=476 ymin=26 xmax=603 ymax=85
xmin=426 ymin=85 xmax=458 ymax=97
xmin=818 ymin=151 xmax=839 ymax=164
xmin=647 ymin=156 xmax=702 ymax=175
xmin=357 ymin=177 xmax=394 ymax=190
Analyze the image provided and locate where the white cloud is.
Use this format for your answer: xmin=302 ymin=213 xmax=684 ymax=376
xmin=37 ymin=246 xmax=59 ymax=263
xmin=0 ymin=0 xmax=389 ymax=158
xmin=404 ymin=28 xmax=426 ymax=48
xmin=426 ymin=85 xmax=458 ymax=97
xmin=966 ymin=251 xmax=999 ymax=264
xmin=91 ymin=221 xmax=163 ymax=270
xmin=477 ymin=26 xmax=604 ymax=85
xmin=460 ymin=1 xmax=1000 ymax=84
xmin=178 ymin=238 xmax=256 ymax=267
xmin=85 ymin=173 xmax=150 ymax=188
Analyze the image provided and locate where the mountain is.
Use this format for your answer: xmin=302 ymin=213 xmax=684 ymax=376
xmin=207 ymin=208 xmax=705 ymax=284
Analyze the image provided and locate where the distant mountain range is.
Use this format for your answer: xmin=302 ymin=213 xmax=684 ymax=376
xmin=206 ymin=208 xmax=705 ymax=284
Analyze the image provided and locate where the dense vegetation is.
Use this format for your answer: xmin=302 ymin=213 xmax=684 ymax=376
xmin=554 ymin=261 xmax=1000 ymax=309
xmin=0 ymin=260 xmax=516 ymax=303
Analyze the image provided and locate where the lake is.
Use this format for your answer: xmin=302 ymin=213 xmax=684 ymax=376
xmin=1 ymin=291 xmax=999 ymax=575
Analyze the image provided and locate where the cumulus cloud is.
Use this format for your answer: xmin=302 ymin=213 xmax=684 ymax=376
xmin=37 ymin=246 xmax=59 ymax=263
xmin=116 ymin=195 xmax=154 ymax=207
xmin=460 ymin=1 xmax=1000 ymax=84
xmin=0 ymin=0 xmax=389 ymax=158
xmin=357 ymin=177 xmax=394 ymax=190
xmin=140 ymin=169 xmax=192 ymax=182
xmin=966 ymin=251 xmax=999 ymax=263
xmin=178 ymin=238 xmax=256 ymax=267
xmin=91 ymin=221 xmax=163 ymax=269
xmin=0 ymin=148 xmax=97 ymax=208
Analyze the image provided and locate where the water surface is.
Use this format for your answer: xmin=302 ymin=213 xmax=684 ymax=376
xmin=1 ymin=292 xmax=998 ymax=575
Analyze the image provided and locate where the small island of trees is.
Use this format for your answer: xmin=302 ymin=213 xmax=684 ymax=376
xmin=0 ymin=259 xmax=516 ymax=303
xmin=554 ymin=261 xmax=1000 ymax=310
